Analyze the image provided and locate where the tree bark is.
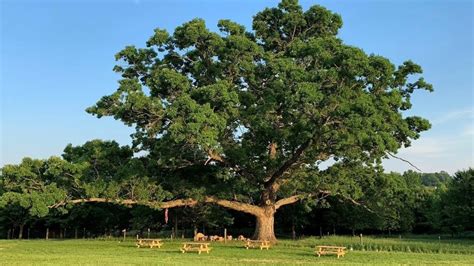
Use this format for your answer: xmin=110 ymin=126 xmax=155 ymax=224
xmin=252 ymin=207 xmax=276 ymax=242
xmin=19 ymin=224 xmax=24 ymax=240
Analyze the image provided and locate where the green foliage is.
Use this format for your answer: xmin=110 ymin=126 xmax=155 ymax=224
xmin=129 ymin=205 xmax=163 ymax=231
xmin=0 ymin=157 xmax=74 ymax=217
xmin=420 ymin=171 xmax=451 ymax=187
xmin=182 ymin=204 xmax=234 ymax=229
xmin=438 ymin=169 xmax=474 ymax=233
xmin=85 ymin=0 xmax=432 ymax=210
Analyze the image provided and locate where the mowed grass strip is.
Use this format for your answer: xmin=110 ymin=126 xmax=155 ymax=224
xmin=0 ymin=238 xmax=473 ymax=265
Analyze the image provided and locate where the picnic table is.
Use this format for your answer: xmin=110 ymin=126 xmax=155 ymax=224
xmin=244 ymin=240 xmax=271 ymax=250
xmin=315 ymin=245 xmax=346 ymax=258
xmin=180 ymin=242 xmax=211 ymax=254
xmin=136 ymin=238 xmax=163 ymax=248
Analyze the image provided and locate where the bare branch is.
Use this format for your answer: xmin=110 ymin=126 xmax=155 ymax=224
xmin=273 ymin=189 xmax=376 ymax=214
xmin=387 ymin=152 xmax=422 ymax=172
xmin=338 ymin=195 xmax=375 ymax=214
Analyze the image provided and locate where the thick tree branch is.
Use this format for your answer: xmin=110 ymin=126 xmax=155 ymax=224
xmin=49 ymin=196 xmax=262 ymax=216
xmin=263 ymin=139 xmax=313 ymax=190
xmin=274 ymin=194 xmax=304 ymax=209
xmin=48 ymin=197 xmax=198 ymax=209
xmin=204 ymin=197 xmax=262 ymax=215
xmin=262 ymin=115 xmax=335 ymax=202
xmin=204 ymin=149 xmax=224 ymax=165
xmin=274 ymin=190 xmax=331 ymax=210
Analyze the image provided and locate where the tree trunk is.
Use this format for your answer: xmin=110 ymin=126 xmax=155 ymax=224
xmin=19 ymin=224 xmax=25 ymax=240
xmin=57 ymin=195 xmax=305 ymax=242
xmin=252 ymin=208 xmax=276 ymax=242
xmin=174 ymin=212 xmax=178 ymax=239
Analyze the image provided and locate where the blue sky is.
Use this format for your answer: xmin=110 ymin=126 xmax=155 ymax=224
xmin=1 ymin=0 xmax=472 ymax=174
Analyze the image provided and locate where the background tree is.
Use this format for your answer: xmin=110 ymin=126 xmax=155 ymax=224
xmin=420 ymin=171 xmax=451 ymax=187
xmin=437 ymin=168 xmax=473 ymax=234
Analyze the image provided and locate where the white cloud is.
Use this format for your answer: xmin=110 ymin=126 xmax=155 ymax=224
xmin=384 ymin=106 xmax=473 ymax=174
xmin=397 ymin=137 xmax=455 ymax=158
xmin=383 ymin=134 xmax=473 ymax=174
xmin=432 ymin=107 xmax=474 ymax=125
xmin=463 ymin=124 xmax=474 ymax=136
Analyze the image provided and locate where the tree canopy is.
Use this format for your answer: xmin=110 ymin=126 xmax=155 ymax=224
xmin=1 ymin=0 xmax=433 ymax=241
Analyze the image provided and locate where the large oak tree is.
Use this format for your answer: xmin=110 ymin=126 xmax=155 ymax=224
xmin=85 ymin=0 xmax=432 ymax=241
xmin=1 ymin=0 xmax=432 ymax=241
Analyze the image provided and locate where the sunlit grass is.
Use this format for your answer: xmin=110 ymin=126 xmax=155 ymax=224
xmin=0 ymin=237 xmax=473 ymax=265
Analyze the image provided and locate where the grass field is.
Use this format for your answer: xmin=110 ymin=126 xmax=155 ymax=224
xmin=0 ymin=236 xmax=473 ymax=265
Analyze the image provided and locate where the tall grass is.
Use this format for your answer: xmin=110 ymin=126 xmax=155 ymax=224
xmin=279 ymin=235 xmax=474 ymax=255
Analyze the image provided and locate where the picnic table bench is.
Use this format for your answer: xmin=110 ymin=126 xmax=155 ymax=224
xmin=136 ymin=238 xmax=163 ymax=248
xmin=180 ymin=242 xmax=211 ymax=254
xmin=244 ymin=240 xmax=271 ymax=250
xmin=315 ymin=245 xmax=346 ymax=258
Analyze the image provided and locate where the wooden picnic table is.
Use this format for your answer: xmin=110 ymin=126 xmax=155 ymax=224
xmin=136 ymin=238 xmax=163 ymax=249
xmin=315 ymin=245 xmax=346 ymax=258
xmin=180 ymin=242 xmax=211 ymax=254
xmin=244 ymin=240 xmax=271 ymax=250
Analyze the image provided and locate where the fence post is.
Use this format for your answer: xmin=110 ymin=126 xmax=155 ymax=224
xmin=224 ymin=228 xmax=227 ymax=244
xmin=359 ymin=233 xmax=363 ymax=245
xmin=292 ymin=222 xmax=296 ymax=240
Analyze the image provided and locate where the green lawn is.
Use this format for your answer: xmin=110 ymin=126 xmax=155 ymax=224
xmin=0 ymin=237 xmax=473 ymax=265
